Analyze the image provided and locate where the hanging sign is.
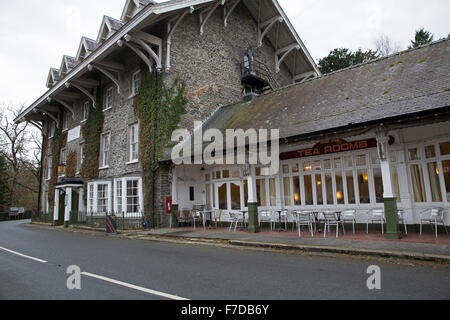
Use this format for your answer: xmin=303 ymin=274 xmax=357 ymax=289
xmin=280 ymin=137 xmax=395 ymax=161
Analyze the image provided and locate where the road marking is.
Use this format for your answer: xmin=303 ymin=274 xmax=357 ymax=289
xmin=0 ymin=246 xmax=48 ymax=264
xmin=81 ymin=272 xmax=190 ymax=300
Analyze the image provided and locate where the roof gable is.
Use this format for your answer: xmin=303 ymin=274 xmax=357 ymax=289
xmin=76 ymin=37 xmax=99 ymax=61
xmin=59 ymin=55 xmax=77 ymax=77
xmin=121 ymin=0 xmax=156 ymax=22
xmin=97 ymin=15 xmax=125 ymax=43
xmin=46 ymin=68 xmax=60 ymax=88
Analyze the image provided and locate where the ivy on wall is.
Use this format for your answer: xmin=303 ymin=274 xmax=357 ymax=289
xmin=48 ymin=120 xmax=67 ymax=207
xmin=80 ymin=89 xmax=104 ymax=199
xmin=66 ymin=151 xmax=77 ymax=178
xmin=135 ymin=70 xmax=187 ymax=225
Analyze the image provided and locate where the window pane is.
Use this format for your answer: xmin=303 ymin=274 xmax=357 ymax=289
xmin=440 ymin=141 xmax=450 ymax=156
xmin=126 ymin=180 xmax=139 ymax=213
xmin=425 ymin=145 xmax=436 ymax=159
xmin=315 ymin=175 xmax=323 ymax=205
xmin=336 ymin=173 xmax=344 ymax=205
xmin=442 ymin=160 xmax=450 ymax=202
xmin=391 ymin=166 xmax=400 ymax=203
xmin=313 ymin=160 xmax=321 ymax=171
xmin=410 ymin=165 xmax=426 ymax=202
xmin=257 ymin=179 xmax=267 ymax=207
xmin=355 ymin=155 xmax=366 ymax=166
xmin=408 ymin=148 xmax=419 ymax=161
xmin=304 ymin=175 xmax=313 ymax=205
xmin=373 ymin=168 xmax=384 ymax=203
xmin=344 ymin=156 xmax=353 ymax=168
xmin=206 ymin=184 xmax=211 ymax=209
xmin=325 ymin=174 xmax=333 ymax=205
xmin=323 ymin=159 xmax=331 ymax=170
xmin=218 ymin=184 xmax=227 ymax=210
xmin=357 ymin=170 xmax=370 ymax=204
xmin=283 ymin=177 xmax=291 ymax=206
xmin=243 ymin=180 xmax=248 ymax=207
xmin=303 ymin=162 xmax=312 ymax=172
xmin=269 ymin=179 xmax=276 ymax=207
xmin=223 ymin=170 xmax=230 ymax=178
xmin=427 ymin=162 xmax=442 ymax=202
xmin=292 ymin=163 xmax=299 ymax=173
xmin=293 ymin=176 xmax=301 ymax=206
xmin=282 ymin=165 xmax=289 ymax=174
xmin=346 ymin=171 xmax=356 ymax=204
xmin=334 ymin=157 xmax=342 ymax=169
xmin=230 ymin=183 xmax=241 ymax=210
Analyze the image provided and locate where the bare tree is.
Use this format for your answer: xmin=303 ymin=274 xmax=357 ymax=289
xmin=0 ymin=105 xmax=39 ymax=206
xmin=374 ymin=34 xmax=402 ymax=57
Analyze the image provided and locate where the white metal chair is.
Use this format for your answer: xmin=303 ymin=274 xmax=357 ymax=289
xmin=296 ymin=211 xmax=315 ymax=238
xmin=228 ymin=211 xmax=243 ymax=232
xmin=397 ymin=210 xmax=408 ymax=235
xmin=367 ymin=209 xmax=385 ymax=234
xmin=341 ymin=210 xmax=357 ymax=234
xmin=259 ymin=210 xmax=274 ymax=231
xmin=323 ymin=211 xmax=345 ymax=238
xmin=279 ymin=209 xmax=290 ymax=230
xmin=212 ymin=209 xmax=222 ymax=228
xmin=420 ymin=208 xmax=448 ymax=238
xmin=191 ymin=210 xmax=202 ymax=229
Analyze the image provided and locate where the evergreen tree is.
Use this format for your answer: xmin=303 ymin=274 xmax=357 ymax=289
xmin=318 ymin=48 xmax=380 ymax=74
xmin=409 ymin=28 xmax=434 ymax=49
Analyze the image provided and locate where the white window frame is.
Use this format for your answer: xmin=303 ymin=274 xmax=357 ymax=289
xmin=104 ymin=87 xmax=113 ymax=111
xmin=82 ymin=101 xmax=90 ymax=122
xmin=63 ymin=112 xmax=70 ymax=132
xmin=87 ymin=181 xmax=112 ymax=214
xmin=131 ymin=70 xmax=141 ymax=96
xmin=129 ymin=123 xmax=139 ymax=163
xmin=113 ymin=177 xmax=143 ymax=214
xmin=406 ymin=139 xmax=450 ymax=205
xmin=101 ymin=133 xmax=111 ymax=169
xmin=47 ymin=155 xmax=52 ymax=180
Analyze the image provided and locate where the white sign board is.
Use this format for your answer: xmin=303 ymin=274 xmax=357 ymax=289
xmin=67 ymin=126 xmax=81 ymax=142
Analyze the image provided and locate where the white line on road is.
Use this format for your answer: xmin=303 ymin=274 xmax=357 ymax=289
xmin=0 ymin=246 xmax=48 ymax=264
xmin=81 ymin=272 xmax=190 ymax=300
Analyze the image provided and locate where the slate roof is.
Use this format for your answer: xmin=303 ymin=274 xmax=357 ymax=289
xmin=83 ymin=37 xmax=99 ymax=51
xmin=203 ymin=39 xmax=450 ymax=140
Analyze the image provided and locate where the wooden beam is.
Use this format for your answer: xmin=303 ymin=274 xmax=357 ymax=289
xmin=71 ymin=78 xmax=100 ymax=88
xmin=200 ymin=0 xmax=225 ymax=35
xmin=95 ymin=60 xmax=125 ymax=72
xmin=89 ymin=64 xmax=121 ymax=93
xmin=49 ymin=98 xmax=76 ymax=120
xmin=258 ymin=16 xmax=283 ymax=47
xmin=166 ymin=7 xmax=194 ymax=72
xmin=223 ymin=0 xmax=240 ymax=27
xmin=67 ymin=83 xmax=96 ymax=108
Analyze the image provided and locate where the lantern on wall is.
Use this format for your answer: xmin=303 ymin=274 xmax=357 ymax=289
xmin=57 ymin=163 xmax=66 ymax=176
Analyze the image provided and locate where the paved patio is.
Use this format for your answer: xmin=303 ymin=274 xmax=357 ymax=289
xmin=132 ymin=226 xmax=450 ymax=262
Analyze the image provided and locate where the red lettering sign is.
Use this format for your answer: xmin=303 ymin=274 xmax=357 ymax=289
xmin=166 ymin=197 xmax=172 ymax=214
xmin=280 ymin=137 xmax=394 ymax=161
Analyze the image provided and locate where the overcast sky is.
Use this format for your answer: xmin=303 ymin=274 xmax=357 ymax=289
xmin=0 ymin=0 xmax=448 ymax=109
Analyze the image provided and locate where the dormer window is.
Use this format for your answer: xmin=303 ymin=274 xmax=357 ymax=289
xmin=97 ymin=16 xmax=124 ymax=43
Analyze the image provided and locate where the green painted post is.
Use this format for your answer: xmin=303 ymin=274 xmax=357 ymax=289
xmin=384 ymin=197 xmax=402 ymax=239
xmin=247 ymin=202 xmax=260 ymax=233
xmin=171 ymin=204 xmax=179 ymax=228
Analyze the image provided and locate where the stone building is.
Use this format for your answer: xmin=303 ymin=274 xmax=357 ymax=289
xmin=15 ymin=0 xmax=320 ymax=227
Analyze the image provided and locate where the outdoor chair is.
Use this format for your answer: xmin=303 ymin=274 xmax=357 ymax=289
xmin=366 ymin=209 xmax=385 ymax=234
xmin=296 ymin=211 xmax=315 ymax=238
xmin=191 ymin=210 xmax=202 ymax=229
xmin=278 ymin=209 xmax=290 ymax=230
xmin=212 ymin=209 xmax=222 ymax=229
xmin=323 ymin=211 xmax=345 ymax=238
xmin=259 ymin=210 xmax=275 ymax=231
xmin=398 ymin=210 xmax=408 ymax=235
xmin=341 ymin=210 xmax=357 ymax=234
xmin=178 ymin=208 xmax=193 ymax=227
xmin=419 ymin=208 xmax=448 ymax=238
xmin=228 ymin=211 xmax=244 ymax=233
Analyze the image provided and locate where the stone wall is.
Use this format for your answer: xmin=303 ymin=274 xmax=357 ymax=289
xmin=40 ymin=3 xmax=295 ymax=223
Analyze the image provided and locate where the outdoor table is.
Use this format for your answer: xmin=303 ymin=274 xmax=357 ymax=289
xmin=200 ymin=210 xmax=213 ymax=230
xmin=273 ymin=210 xmax=284 ymax=231
xmin=239 ymin=210 xmax=248 ymax=229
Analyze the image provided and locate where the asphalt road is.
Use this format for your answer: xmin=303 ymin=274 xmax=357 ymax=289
xmin=1 ymin=220 xmax=449 ymax=300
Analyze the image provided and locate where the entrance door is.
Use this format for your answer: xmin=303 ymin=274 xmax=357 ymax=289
xmin=215 ymin=181 xmax=242 ymax=211
xmin=57 ymin=190 xmax=66 ymax=226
